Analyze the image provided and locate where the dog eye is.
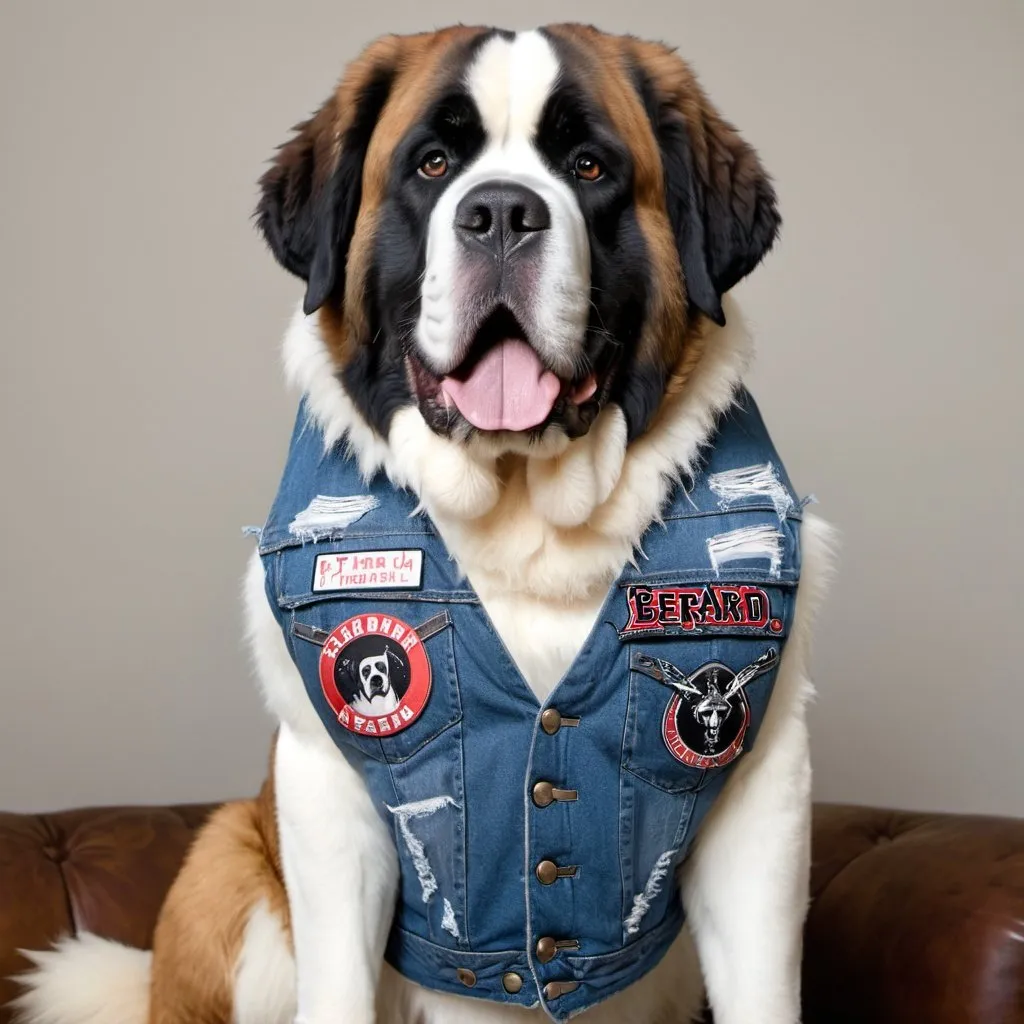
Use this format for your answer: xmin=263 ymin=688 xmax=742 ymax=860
xmin=419 ymin=151 xmax=449 ymax=178
xmin=573 ymin=154 xmax=602 ymax=181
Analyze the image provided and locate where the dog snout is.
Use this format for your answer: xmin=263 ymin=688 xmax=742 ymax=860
xmin=455 ymin=181 xmax=550 ymax=256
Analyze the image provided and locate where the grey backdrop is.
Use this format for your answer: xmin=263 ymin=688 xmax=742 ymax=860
xmin=1 ymin=0 xmax=1021 ymax=815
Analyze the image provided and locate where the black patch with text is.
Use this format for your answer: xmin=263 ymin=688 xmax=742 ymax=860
xmin=621 ymin=584 xmax=784 ymax=639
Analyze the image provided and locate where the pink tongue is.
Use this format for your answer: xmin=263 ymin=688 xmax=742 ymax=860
xmin=441 ymin=339 xmax=562 ymax=432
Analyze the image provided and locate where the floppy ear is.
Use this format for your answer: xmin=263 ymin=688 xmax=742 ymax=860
xmin=386 ymin=648 xmax=409 ymax=692
xmin=634 ymin=47 xmax=781 ymax=326
xmin=337 ymin=657 xmax=359 ymax=701
xmin=255 ymin=59 xmax=394 ymax=315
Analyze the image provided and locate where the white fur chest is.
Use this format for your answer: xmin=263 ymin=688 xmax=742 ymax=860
xmin=457 ymin=572 xmax=609 ymax=702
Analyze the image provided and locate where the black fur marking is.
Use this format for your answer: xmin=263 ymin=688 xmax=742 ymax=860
xmin=617 ymin=359 xmax=668 ymax=443
xmin=255 ymin=66 xmax=395 ymax=315
xmin=536 ymin=37 xmax=660 ymax=440
xmin=631 ymin=62 xmax=780 ymax=326
xmin=338 ymin=266 xmax=413 ymax=438
xmin=343 ymin=69 xmax=489 ymax=436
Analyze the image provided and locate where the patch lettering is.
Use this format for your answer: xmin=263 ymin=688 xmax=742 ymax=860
xmin=633 ymin=648 xmax=778 ymax=768
xmin=621 ymin=584 xmax=781 ymax=638
xmin=312 ymin=549 xmax=423 ymax=592
xmin=319 ymin=614 xmax=431 ymax=736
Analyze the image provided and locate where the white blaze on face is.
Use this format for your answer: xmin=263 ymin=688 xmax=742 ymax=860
xmin=416 ymin=30 xmax=591 ymax=385
xmin=359 ymin=653 xmax=390 ymax=696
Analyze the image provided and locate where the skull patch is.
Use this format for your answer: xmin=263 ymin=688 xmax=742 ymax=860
xmin=632 ymin=648 xmax=778 ymax=768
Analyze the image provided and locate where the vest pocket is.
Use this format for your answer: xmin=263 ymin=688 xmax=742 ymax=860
xmin=287 ymin=601 xmax=462 ymax=765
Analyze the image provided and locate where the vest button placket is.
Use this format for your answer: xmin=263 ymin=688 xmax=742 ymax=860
xmin=539 ymin=707 xmax=581 ymax=736
xmin=529 ymin=703 xmax=582 ymax=1006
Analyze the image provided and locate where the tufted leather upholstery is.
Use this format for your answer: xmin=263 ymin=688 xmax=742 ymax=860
xmin=1 ymin=802 xmax=1022 ymax=1022
xmin=0 ymin=803 xmax=216 ymax=1020
xmin=803 ymin=805 xmax=1024 ymax=1022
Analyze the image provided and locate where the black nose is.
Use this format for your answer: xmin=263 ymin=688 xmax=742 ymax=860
xmin=455 ymin=181 xmax=551 ymax=253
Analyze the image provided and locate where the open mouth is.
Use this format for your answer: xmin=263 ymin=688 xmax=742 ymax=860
xmin=410 ymin=307 xmax=597 ymax=434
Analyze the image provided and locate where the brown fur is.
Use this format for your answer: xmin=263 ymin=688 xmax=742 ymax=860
xmin=545 ymin=26 xmax=689 ymax=380
xmin=149 ymin=757 xmax=287 ymax=1024
xmin=546 ymin=25 xmax=772 ymax=387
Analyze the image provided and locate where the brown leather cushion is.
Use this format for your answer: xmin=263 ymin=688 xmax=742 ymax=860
xmin=0 ymin=804 xmax=216 ymax=1018
xmin=804 ymin=805 xmax=1024 ymax=1022
xmin=1 ymin=802 xmax=1022 ymax=1022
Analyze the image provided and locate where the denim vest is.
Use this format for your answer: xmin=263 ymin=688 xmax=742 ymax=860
xmin=258 ymin=391 xmax=802 ymax=1020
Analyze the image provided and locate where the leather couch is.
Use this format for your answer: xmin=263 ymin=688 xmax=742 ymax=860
xmin=1 ymin=802 xmax=1022 ymax=1022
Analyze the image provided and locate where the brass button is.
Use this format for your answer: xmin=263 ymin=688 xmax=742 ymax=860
xmin=540 ymin=708 xmax=562 ymax=735
xmin=544 ymin=980 xmax=580 ymax=1000
xmin=502 ymin=971 xmax=524 ymax=994
xmin=536 ymin=937 xmax=581 ymax=964
xmin=536 ymin=859 xmax=559 ymax=885
xmin=536 ymin=859 xmax=577 ymax=884
xmin=456 ymin=967 xmax=476 ymax=988
xmin=532 ymin=780 xmax=554 ymax=807
xmin=532 ymin=781 xmax=578 ymax=807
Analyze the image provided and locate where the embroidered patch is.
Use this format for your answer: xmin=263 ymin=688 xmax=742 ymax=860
xmin=319 ymin=614 xmax=431 ymax=736
xmin=621 ymin=584 xmax=782 ymax=638
xmin=632 ymin=648 xmax=778 ymax=768
xmin=312 ymin=549 xmax=423 ymax=592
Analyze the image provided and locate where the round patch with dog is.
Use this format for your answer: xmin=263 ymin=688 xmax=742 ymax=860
xmin=318 ymin=614 xmax=431 ymax=736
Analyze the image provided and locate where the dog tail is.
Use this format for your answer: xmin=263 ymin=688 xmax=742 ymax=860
xmin=10 ymin=934 xmax=151 ymax=1024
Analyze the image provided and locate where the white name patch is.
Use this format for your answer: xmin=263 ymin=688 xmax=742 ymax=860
xmin=312 ymin=549 xmax=424 ymax=592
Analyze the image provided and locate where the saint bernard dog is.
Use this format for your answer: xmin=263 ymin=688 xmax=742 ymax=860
xmin=14 ymin=23 xmax=834 ymax=1024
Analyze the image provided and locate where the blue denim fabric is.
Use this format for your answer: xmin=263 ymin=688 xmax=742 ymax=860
xmin=258 ymin=391 xmax=802 ymax=1021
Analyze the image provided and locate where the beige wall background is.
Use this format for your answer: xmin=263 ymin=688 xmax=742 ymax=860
xmin=1 ymin=0 xmax=1021 ymax=815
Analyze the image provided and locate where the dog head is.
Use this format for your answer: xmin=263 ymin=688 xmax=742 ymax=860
xmin=357 ymin=651 xmax=393 ymax=701
xmin=340 ymin=647 xmax=404 ymax=704
xmin=256 ymin=26 xmax=779 ymax=448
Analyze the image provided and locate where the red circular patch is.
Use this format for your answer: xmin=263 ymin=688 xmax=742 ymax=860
xmin=318 ymin=614 xmax=431 ymax=737
xmin=769 ymin=617 xmax=784 ymax=633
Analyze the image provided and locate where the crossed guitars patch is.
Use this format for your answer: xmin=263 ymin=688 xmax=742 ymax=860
xmin=632 ymin=648 xmax=779 ymax=768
